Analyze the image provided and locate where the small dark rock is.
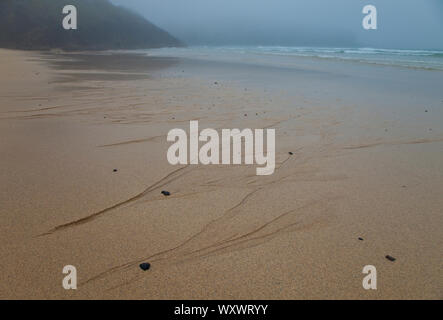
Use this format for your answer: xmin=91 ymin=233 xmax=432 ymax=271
xmin=401 ymin=185 xmax=407 ymax=188
xmin=425 ymin=110 xmax=428 ymax=112
xmin=113 ymin=169 xmax=118 ymax=172
xmin=288 ymin=152 xmax=294 ymax=155
xmin=139 ymin=263 xmax=151 ymax=271
xmin=214 ymin=82 xmax=218 ymax=85
xmin=161 ymin=191 xmax=171 ymax=196
xmin=385 ymin=255 xmax=396 ymax=262
xmin=244 ymin=114 xmax=247 ymax=117
xmin=358 ymin=237 xmax=364 ymax=241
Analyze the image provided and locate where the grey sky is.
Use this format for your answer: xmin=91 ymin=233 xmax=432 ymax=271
xmin=111 ymin=0 xmax=443 ymax=49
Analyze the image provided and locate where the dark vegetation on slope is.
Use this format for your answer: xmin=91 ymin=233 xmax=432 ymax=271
xmin=0 ymin=0 xmax=184 ymax=50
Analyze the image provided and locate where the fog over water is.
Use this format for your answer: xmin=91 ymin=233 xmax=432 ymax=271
xmin=111 ymin=0 xmax=443 ymax=49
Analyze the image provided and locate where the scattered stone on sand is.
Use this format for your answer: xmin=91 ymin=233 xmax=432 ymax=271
xmin=161 ymin=191 xmax=171 ymax=196
xmin=358 ymin=237 xmax=364 ymax=241
xmin=385 ymin=255 xmax=396 ymax=262
xmin=139 ymin=263 xmax=151 ymax=271
xmin=289 ymin=152 xmax=294 ymax=155
xmin=113 ymin=169 xmax=118 ymax=172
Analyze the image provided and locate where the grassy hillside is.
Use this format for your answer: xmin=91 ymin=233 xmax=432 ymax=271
xmin=0 ymin=0 xmax=184 ymax=50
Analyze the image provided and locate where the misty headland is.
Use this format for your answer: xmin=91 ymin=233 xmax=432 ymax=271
xmin=0 ymin=0 xmax=183 ymax=50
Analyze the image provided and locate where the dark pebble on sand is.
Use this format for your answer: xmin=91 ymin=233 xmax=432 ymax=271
xmin=385 ymin=255 xmax=396 ymax=262
xmin=358 ymin=237 xmax=364 ymax=241
xmin=289 ymin=152 xmax=294 ymax=155
xmin=425 ymin=110 xmax=428 ymax=112
xmin=161 ymin=191 xmax=171 ymax=196
xmin=214 ymin=82 xmax=218 ymax=85
xmin=139 ymin=263 xmax=151 ymax=271
xmin=113 ymin=169 xmax=118 ymax=172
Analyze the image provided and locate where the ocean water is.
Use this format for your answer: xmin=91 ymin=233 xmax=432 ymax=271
xmin=137 ymin=45 xmax=443 ymax=135
xmin=141 ymin=46 xmax=443 ymax=71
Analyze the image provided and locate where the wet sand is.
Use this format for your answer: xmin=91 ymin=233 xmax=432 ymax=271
xmin=0 ymin=49 xmax=442 ymax=299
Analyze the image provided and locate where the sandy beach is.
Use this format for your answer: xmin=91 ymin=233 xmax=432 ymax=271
xmin=0 ymin=48 xmax=442 ymax=299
